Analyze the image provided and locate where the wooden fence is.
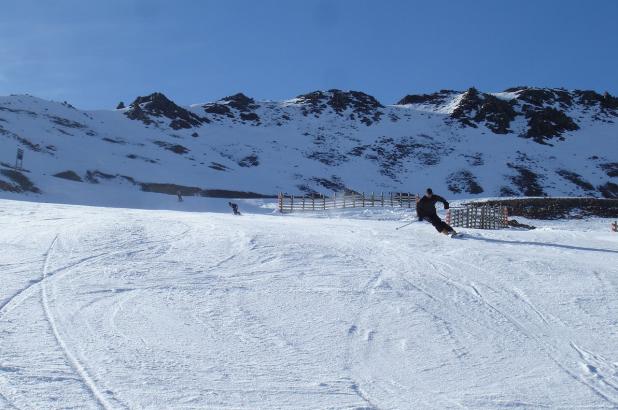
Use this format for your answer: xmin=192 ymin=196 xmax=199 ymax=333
xmin=446 ymin=205 xmax=509 ymax=229
xmin=278 ymin=192 xmax=417 ymax=213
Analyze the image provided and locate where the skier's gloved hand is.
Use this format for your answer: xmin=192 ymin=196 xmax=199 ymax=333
xmin=418 ymin=216 xmax=423 ymax=221
xmin=444 ymin=202 xmax=450 ymax=209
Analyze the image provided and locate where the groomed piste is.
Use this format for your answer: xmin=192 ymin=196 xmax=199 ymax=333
xmin=1 ymin=197 xmax=617 ymax=409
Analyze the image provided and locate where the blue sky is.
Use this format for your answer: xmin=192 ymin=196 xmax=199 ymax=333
xmin=1 ymin=0 xmax=616 ymax=109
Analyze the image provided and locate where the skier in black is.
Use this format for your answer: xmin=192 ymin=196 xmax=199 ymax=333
xmin=416 ymin=188 xmax=457 ymax=236
xmin=228 ymin=202 xmax=241 ymax=215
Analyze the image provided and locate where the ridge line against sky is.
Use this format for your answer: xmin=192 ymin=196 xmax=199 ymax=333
xmin=1 ymin=0 xmax=617 ymax=110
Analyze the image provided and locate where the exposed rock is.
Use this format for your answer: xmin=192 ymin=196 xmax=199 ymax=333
xmin=514 ymin=87 xmax=573 ymax=109
xmin=599 ymin=162 xmax=618 ymax=177
xmin=0 ymin=169 xmax=40 ymax=193
xmin=116 ymin=101 xmax=126 ymax=109
xmin=523 ymin=106 xmax=579 ymax=144
xmin=154 ymin=141 xmax=189 ymax=154
xmin=53 ymin=170 xmax=82 ymax=182
xmin=306 ymin=150 xmax=349 ymax=166
xmin=451 ymin=87 xmax=517 ymax=134
xmin=240 ymin=112 xmax=260 ymax=122
xmin=85 ymin=170 xmax=116 ymax=184
xmin=46 ymin=115 xmax=87 ymax=129
xmin=310 ymin=176 xmax=355 ymax=193
xmin=295 ymin=89 xmax=383 ymax=124
xmin=126 ymin=92 xmax=206 ymax=129
xmin=397 ymin=90 xmax=456 ymax=106
xmin=102 ymin=137 xmax=125 ymax=144
xmin=238 ymin=154 xmax=259 ymax=167
xmin=447 ymin=170 xmax=484 ymax=194
xmin=208 ymin=162 xmax=229 ymax=171
xmin=506 ymin=164 xmax=545 ymax=196
xmin=555 ymin=169 xmax=594 ymax=191
xmin=598 ymin=182 xmax=618 ymax=198
xmin=203 ymin=103 xmax=234 ymax=117
xmin=221 ymin=93 xmax=258 ymax=112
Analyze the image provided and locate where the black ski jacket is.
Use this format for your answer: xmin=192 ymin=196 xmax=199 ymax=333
xmin=416 ymin=194 xmax=449 ymax=219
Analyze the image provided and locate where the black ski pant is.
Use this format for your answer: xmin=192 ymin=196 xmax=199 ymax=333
xmin=425 ymin=213 xmax=453 ymax=233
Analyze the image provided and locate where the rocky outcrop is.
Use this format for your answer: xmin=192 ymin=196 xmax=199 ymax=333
xmin=451 ymin=88 xmax=517 ymax=134
xmin=53 ymin=170 xmax=83 ymax=182
xmin=295 ymin=89 xmax=383 ymax=125
xmin=397 ymin=90 xmax=456 ymax=106
xmin=126 ymin=92 xmax=206 ymax=129
xmin=447 ymin=170 xmax=484 ymax=194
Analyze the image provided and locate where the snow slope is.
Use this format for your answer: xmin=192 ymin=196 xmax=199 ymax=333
xmin=0 ymin=87 xmax=617 ymax=207
xmin=1 ymin=199 xmax=617 ymax=409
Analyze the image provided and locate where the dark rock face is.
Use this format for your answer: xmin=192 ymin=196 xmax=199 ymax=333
xmin=399 ymin=87 xmax=614 ymax=144
xmin=514 ymin=87 xmax=573 ymax=109
xmin=447 ymin=170 xmax=484 ymax=194
xmin=397 ymin=90 xmax=456 ymax=106
xmin=360 ymin=135 xmax=451 ymax=180
xmin=523 ymin=106 xmax=579 ymax=144
xmin=206 ymin=93 xmax=261 ymax=123
xmin=154 ymin=140 xmax=189 ymax=154
xmin=221 ymin=93 xmax=258 ymax=112
xmin=116 ymin=101 xmax=125 ymax=109
xmin=53 ymin=170 xmax=83 ymax=182
xmin=0 ymin=169 xmax=40 ymax=193
xmin=599 ymin=162 xmax=618 ymax=177
xmin=555 ymin=169 xmax=594 ymax=191
xmin=574 ymin=90 xmax=618 ymax=112
xmin=126 ymin=92 xmax=206 ymax=129
xmin=451 ymin=88 xmax=517 ymax=134
xmin=598 ymin=182 xmax=618 ymax=198
xmin=506 ymin=164 xmax=545 ymax=196
xmin=238 ymin=154 xmax=259 ymax=167
xmin=208 ymin=162 xmax=229 ymax=171
xmin=240 ymin=112 xmax=260 ymax=122
xmin=203 ymin=103 xmax=234 ymax=117
xmin=310 ymin=176 xmax=353 ymax=193
xmin=295 ymin=89 xmax=383 ymax=125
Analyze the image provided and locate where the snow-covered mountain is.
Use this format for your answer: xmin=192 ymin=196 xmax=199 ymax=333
xmin=1 ymin=87 xmax=617 ymax=202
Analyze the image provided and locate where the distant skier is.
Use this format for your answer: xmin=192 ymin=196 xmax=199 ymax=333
xmin=416 ymin=188 xmax=457 ymax=236
xmin=228 ymin=202 xmax=241 ymax=215
xmin=177 ymin=191 xmax=183 ymax=202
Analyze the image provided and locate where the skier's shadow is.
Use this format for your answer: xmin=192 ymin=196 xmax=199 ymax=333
xmin=464 ymin=236 xmax=618 ymax=254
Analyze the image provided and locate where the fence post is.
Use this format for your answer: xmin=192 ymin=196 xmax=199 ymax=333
xmin=390 ymin=192 xmax=393 ymax=207
xmin=371 ymin=192 xmax=375 ymax=207
xmin=362 ymin=192 xmax=365 ymax=208
xmin=312 ymin=193 xmax=315 ymax=211
xmin=302 ymin=195 xmax=305 ymax=211
xmin=446 ymin=209 xmax=451 ymax=225
xmin=323 ymin=194 xmax=326 ymax=210
xmin=333 ymin=192 xmax=336 ymax=209
xmin=344 ymin=194 xmax=347 ymax=208
xmin=291 ymin=195 xmax=294 ymax=212
xmin=381 ymin=192 xmax=384 ymax=207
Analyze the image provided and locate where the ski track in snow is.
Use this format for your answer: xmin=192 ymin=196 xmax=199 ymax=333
xmin=0 ymin=200 xmax=617 ymax=408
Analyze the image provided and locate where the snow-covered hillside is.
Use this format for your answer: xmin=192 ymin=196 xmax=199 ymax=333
xmin=0 ymin=87 xmax=617 ymax=206
xmin=1 ymin=199 xmax=617 ymax=408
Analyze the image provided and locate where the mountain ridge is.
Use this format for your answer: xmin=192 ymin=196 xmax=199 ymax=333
xmin=0 ymin=86 xmax=616 ymax=203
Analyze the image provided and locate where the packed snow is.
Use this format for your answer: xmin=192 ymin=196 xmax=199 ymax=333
xmin=1 ymin=197 xmax=617 ymax=409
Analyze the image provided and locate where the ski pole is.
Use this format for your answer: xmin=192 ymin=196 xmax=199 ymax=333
xmin=395 ymin=220 xmax=415 ymax=230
